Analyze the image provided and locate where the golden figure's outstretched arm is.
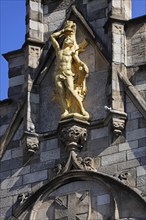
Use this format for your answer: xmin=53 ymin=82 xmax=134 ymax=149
xmin=50 ymin=29 xmax=65 ymax=50
xmin=78 ymin=39 xmax=89 ymax=53
xmin=73 ymin=53 xmax=89 ymax=74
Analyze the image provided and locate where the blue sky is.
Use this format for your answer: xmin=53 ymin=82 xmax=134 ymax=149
xmin=0 ymin=0 xmax=146 ymax=100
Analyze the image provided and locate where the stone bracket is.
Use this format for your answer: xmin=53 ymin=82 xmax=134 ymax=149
xmin=105 ymin=109 xmax=127 ymax=137
xmin=55 ymin=118 xmax=97 ymax=175
xmin=58 ymin=118 xmax=89 ymax=152
xmin=20 ymin=131 xmax=39 ymax=157
xmin=118 ymin=71 xmax=146 ymax=119
xmin=55 ymin=150 xmax=97 ymax=175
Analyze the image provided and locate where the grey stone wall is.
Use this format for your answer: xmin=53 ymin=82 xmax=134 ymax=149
xmin=126 ymin=22 xmax=146 ymax=67
xmin=3 ymin=50 xmax=25 ymax=101
xmin=1 ymin=0 xmax=146 ymax=219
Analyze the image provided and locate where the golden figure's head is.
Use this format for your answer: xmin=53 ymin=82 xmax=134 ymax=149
xmin=64 ymin=20 xmax=76 ymax=34
xmin=63 ymin=35 xmax=74 ymax=48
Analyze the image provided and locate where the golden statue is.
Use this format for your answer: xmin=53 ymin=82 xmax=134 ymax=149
xmin=50 ymin=20 xmax=89 ymax=120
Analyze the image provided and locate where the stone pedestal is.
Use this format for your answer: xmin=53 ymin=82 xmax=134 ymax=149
xmin=58 ymin=117 xmax=89 ymax=152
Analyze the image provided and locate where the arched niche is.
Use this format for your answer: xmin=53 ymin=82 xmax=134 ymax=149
xmin=12 ymin=171 xmax=146 ymax=220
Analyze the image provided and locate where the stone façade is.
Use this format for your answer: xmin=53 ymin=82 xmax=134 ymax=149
xmin=0 ymin=0 xmax=146 ymax=219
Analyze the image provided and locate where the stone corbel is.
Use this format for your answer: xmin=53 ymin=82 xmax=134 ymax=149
xmin=20 ymin=131 xmax=39 ymax=157
xmin=105 ymin=109 xmax=127 ymax=137
xmin=59 ymin=122 xmax=87 ymax=152
xmin=54 ymin=151 xmax=97 ymax=175
xmin=113 ymin=170 xmax=135 ymax=187
xmin=17 ymin=193 xmax=30 ymax=204
xmin=56 ymin=119 xmax=97 ymax=174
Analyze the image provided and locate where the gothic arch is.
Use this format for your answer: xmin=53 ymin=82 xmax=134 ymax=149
xmin=11 ymin=171 xmax=146 ymax=220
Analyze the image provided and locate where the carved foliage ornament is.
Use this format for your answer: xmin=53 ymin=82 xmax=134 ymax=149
xmin=55 ymin=151 xmax=97 ymax=175
xmin=59 ymin=125 xmax=87 ymax=151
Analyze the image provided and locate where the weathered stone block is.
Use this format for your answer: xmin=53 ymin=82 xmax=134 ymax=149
xmin=9 ymin=75 xmax=24 ymax=87
xmin=0 ymin=124 xmax=8 ymax=136
xmin=138 ymin=118 xmax=146 ymax=128
xmin=118 ymin=159 xmax=140 ymax=171
xmin=126 ymin=101 xmax=137 ymax=112
xmin=9 ymin=56 xmax=25 ymax=68
xmin=90 ymin=127 xmax=108 ymax=140
xmin=1 ymin=150 xmax=11 ymax=162
xmin=101 ymin=151 xmax=126 ymax=166
xmin=40 ymin=148 xmax=60 ymax=162
xmin=141 ymin=156 xmax=146 ymax=165
xmin=27 ymin=29 xmax=43 ymax=41
xmin=48 ymin=19 xmax=64 ymax=33
xmin=27 ymin=10 xmax=43 ymax=22
xmin=30 ymin=93 xmax=39 ymax=104
xmin=0 ymin=160 xmax=10 ymax=172
xmin=97 ymin=194 xmax=110 ymax=206
xmin=11 ymin=166 xmax=30 ymax=177
xmin=0 ymin=196 xmax=12 ymax=208
xmin=137 ymin=165 xmax=146 ymax=177
xmin=130 ymin=110 xmax=142 ymax=120
xmin=87 ymin=0 xmax=107 ymax=20
xmin=12 ymin=148 xmax=23 ymax=158
xmin=95 ymin=18 xmax=106 ymax=28
xmin=0 ymin=170 xmax=11 ymax=180
xmin=138 ymin=137 xmax=146 ymax=147
xmin=99 ymin=145 xmax=118 ymax=156
xmin=43 ymin=5 xmax=48 ymax=15
xmin=40 ymin=138 xmax=58 ymax=152
xmin=88 ymin=137 xmax=109 ymax=152
xmin=98 ymin=164 xmax=117 ymax=175
xmin=126 ymin=128 xmax=146 ymax=141
xmin=30 ymin=1 xmax=42 ymax=11
xmin=0 ymin=206 xmax=12 ymax=219
xmin=119 ymin=141 xmax=138 ymax=151
xmin=23 ymin=170 xmax=48 ymax=184
xmin=126 ymin=119 xmax=138 ymax=132
xmin=31 ymin=181 xmax=44 ymax=192
xmin=31 ymin=160 xmax=55 ymax=172
xmin=10 ymin=157 xmax=23 ymax=170
xmin=127 ymin=146 xmax=146 ymax=160
xmin=1 ymin=176 xmax=22 ymax=189
xmin=137 ymin=174 xmax=146 ymax=187
xmin=8 ymin=65 xmax=24 ymax=78
xmin=29 ymin=20 xmax=43 ymax=32
xmin=44 ymin=10 xmax=66 ymax=23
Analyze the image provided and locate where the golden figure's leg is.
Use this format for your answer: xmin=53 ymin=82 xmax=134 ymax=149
xmin=56 ymin=78 xmax=68 ymax=116
xmin=64 ymin=76 xmax=89 ymax=117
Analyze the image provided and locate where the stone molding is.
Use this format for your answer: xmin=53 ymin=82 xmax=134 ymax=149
xmin=105 ymin=109 xmax=127 ymax=137
xmin=55 ymin=151 xmax=97 ymax=175
xmin=118 ymin=71 xmax=146 ymax=119
xmin=21 ymin=131 xmax=39 ymax=157
xmin=59 ymin=125 xmax=88 ymax=151
xmin=8 ymin=171 xmax=146 ymax=220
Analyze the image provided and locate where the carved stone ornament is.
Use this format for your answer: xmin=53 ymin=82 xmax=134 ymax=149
xmin=54 ymin=150 xmax=97 ymax=175
xmin=27 ymin=142 xmax=39 ymax=154
xmin=105 ymin=109 xmax=127 ymax=137
xmin=54 ymin=191 xmax=92 ymax=219
xmin=113 ymin=171 xmax=134 ymax=186
xmin=21 ymin=131 xmax=39 ymax=156
xmin=112 ymin=118 xmax=125 ymax=136
xmin=28 ymin=45 xmax=41 ymax=68
xmin=59 ymin=125 xmax=87 ymax=151
xmin=17 ymin=193 xmax=30 ymax=204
